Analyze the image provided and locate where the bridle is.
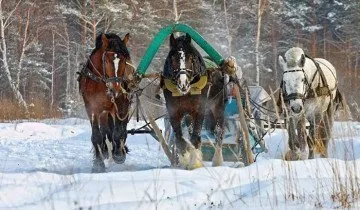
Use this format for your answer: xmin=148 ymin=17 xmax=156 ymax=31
xmin=87 ymin=51 xmax=135 ymax=85
xmin=102 ymin=51 xmax=129 ymax=83
xmin=280 ymin=67 xmax=318 ymax=103
xmin=173 ymin=65 xmax=195 ymax=81
xmin=168 ymin=51 xmax=203 ymax=84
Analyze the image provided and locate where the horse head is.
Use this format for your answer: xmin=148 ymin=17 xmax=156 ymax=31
xmin=164 ymin=33 xmax=205 ymax=95
xmin=279 ymin=47 xmax=308 ymax=114
xmin=95 ymin=33 xmax=135 ymax=119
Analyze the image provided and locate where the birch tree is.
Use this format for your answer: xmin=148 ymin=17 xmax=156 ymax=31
xmin=255 ymin=0 xmax=267 ymax=86
xmin=0 ymin=0 xmax=28 ymax=113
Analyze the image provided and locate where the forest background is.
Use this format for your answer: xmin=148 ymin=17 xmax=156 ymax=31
xmin=0 ymin=0 xmax=359 ymax=120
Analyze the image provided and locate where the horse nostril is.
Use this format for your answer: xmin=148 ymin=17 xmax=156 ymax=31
xmin=291 ymin=106 xmax=302 ymax=113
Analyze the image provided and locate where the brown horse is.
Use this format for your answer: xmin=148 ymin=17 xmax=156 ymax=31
xmin=78 ymin=33 xmax=136 ymax=172
xmin=162 ymin=34 xmax=227 ymax=169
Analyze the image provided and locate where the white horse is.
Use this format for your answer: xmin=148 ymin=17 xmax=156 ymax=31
xmin=278 ymin=47 xmax=343 ymax=160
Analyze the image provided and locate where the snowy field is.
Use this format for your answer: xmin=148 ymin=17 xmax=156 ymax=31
xmin=0 ymin=118 xmax=360 ymax=209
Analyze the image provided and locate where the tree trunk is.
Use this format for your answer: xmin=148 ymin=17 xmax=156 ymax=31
xmin=65 ymin=26 xmax=71 ymax=107
xmin=173 ymin=0 xmax=179 ymax=23
xmin=323 ymin=23 xmax=327 ymax=59
xmin=0 ymin=1 xmax=28 ymax=114
xmin=255 ymin=0 xmax=266 ymax=86
xmin=91 ymin=0 xmax=96 ymax=44
xmin=311 ymin=32 xmax=317 ymax=57
xmin=310 ymin=0 xmax=317 ymax=57
xmin=16 ymin=8 xmax=31 ymax=90
xmin=51 ymin=30 xmax=55 ymax=109
xmin=223 ymin=0 xmax=232 ymax=55
xmin=81 ymin=0 xmax=87 ymax=46
xmin=271 ymin=19 xmax=278 ymax=86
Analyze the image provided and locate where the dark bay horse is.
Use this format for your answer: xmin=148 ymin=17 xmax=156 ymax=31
xmin=78 ymin=33 xmax=136 ymax=172
xmin=162 ymin=33 xmax=226 ymax=169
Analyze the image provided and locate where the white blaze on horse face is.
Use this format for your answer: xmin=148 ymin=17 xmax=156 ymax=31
xmin=177 ymin=49 xmax=190 ymax=94
xmin=113 ymin=54 xmax=120 ymax=77
xmin=179 ymin=50 xmax=186 ymax=70
xmin=283 ymin=71 xmax=306 ymax=113
xmin=179 ymin=74 xmax=187 ymax=88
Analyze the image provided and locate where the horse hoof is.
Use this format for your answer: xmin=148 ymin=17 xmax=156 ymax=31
xmin=179 ymin=152 xmax=203 ymax=170
xmin=178 ymin=152 xmax=191 ymax=169
xmin=212 ymin=147 xmax=223 ymax=167
xmin=188 ymin=148 xmax=203 ymax=169
xmin=285 ymin=150 xmax=307 ymax=161
xmin=187 ymin=162 xmax=203 ymax=170
xmin=92 ymin=160 xmax=105 ymax=173
xmin=113 ymin=153 xmax=126 ymax=164
xmin=285 ymin=150 xmax=297 ymax=161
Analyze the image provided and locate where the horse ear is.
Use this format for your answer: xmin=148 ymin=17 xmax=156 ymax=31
xmin=278 ymin=55 xmax=286 ymax=70
xmin=299 ymin=54 xmax=305 ymax=67
xmin=123 ymin=33 xmax=130 ymax=46
xmin=185 ymin=33 xmax=191 ymax=43
xmin=101 ymin=34 xmax=109 ymax=49
xmin=170 ymin=33 xmax=176 ymax=47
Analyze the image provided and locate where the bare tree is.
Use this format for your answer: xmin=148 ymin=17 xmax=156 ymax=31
xmin=0 ymin=0 xmax=28 ymax=113
xmin=255 ymin=0 xmax=267 ymax=86
xmin=223 ymin=0 xmax=232 ymax=55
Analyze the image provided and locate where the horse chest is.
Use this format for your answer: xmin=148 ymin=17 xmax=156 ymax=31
xmin=164 ymin=90 xmax=205 ymax=113
xmin=304 ymin=96 xmax=330 ymax=117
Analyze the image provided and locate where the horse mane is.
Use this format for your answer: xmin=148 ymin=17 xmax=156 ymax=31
xmin=91 ymin=33 xmax=130 ymax=59
xmin=284 ymin=47 xmax=304 ymax=68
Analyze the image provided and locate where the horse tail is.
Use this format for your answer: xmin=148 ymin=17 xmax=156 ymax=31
xmin=334 ymin=89 xmax=344 ymax=111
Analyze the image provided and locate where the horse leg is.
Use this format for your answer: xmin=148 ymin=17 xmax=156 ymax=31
xmin=296 ymin=115 xmax=308 ymax=160
xmin=187 ymin=109 xmax=205 ymax=169
xmin=90 ymin=114 xmax=105 ymax=173
xmin=112 ymin=116 xmax=128 ymax=164
xmin=307 ymin=119 xmax=315 ymax=159
xmin=169 ymin=112 xmax=193 ymax=168
xmin=211 ymin=106 xmax=225 ymax=167
xmin=285 ymin=117 xmax=300 ymax=160
xmin=190 ymin=111 xmax=204 ymax=149
xmin=98 ymin=112 xmax=113 ymax=160
xmin=321 ymin=103 xmax=334 ymax=158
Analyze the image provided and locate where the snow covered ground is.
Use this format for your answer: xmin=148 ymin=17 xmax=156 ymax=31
xmin=0 ymin=118 xmax=360 ymax=209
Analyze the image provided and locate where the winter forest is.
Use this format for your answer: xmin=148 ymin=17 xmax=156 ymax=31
xmin=0 ymin=0 xmax=359 ymax=119
xmin=2 ymin=1 xmax=360 ymax=209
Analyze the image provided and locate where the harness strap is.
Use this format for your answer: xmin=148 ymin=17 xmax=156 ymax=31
xmin=163 ymin=75 xmax=208 ymax=97
xmin=78 ymin=56 xmax=132 ymax=84
xmin=305 ymin=54 xmax=335 ymax=98
xmin=77 ymin=60 xmax=103 ymax=83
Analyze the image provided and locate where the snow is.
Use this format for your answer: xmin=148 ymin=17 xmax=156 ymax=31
xmin=0 ymin=118 xmax=360 ymax=209
xmin=303 ymin=25 xmax=324 ymax=33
